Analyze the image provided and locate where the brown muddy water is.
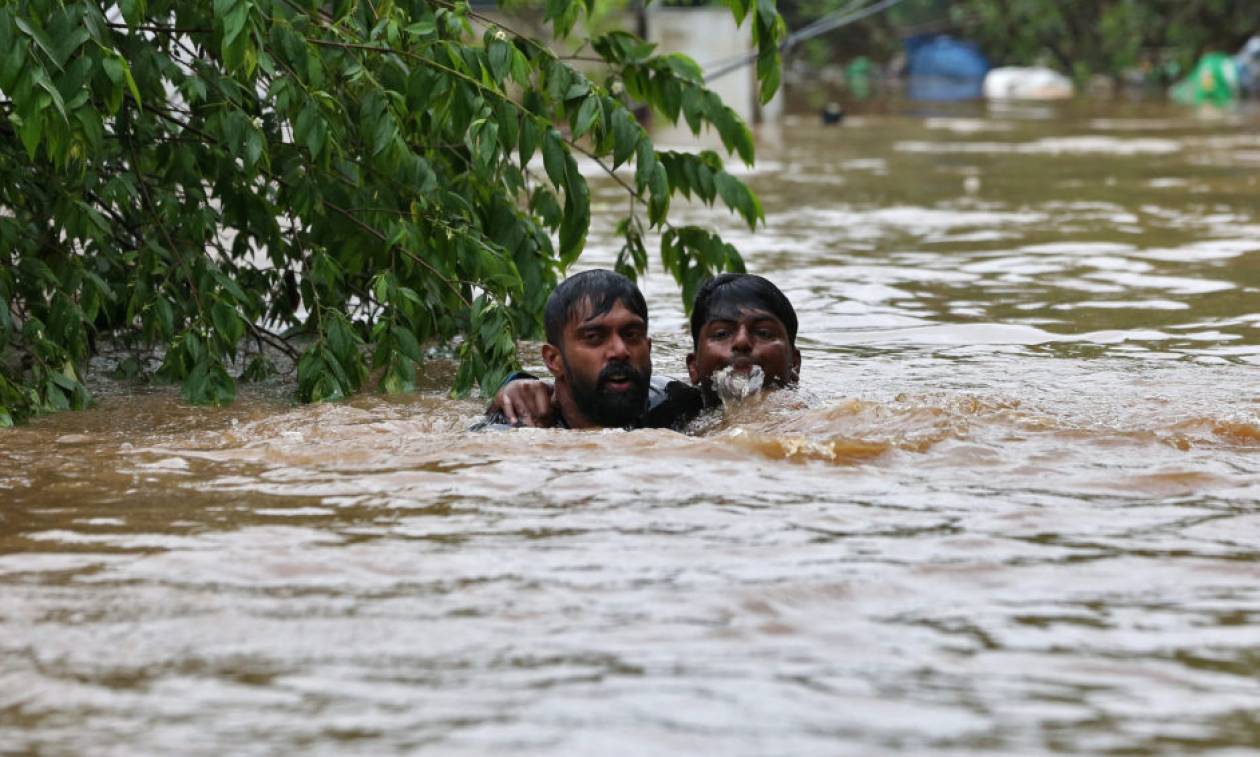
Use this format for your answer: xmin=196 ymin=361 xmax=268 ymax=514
xmin=5 ymin=101 xmax=1260 ymax=754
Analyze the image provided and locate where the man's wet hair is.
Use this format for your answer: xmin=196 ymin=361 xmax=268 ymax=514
xmin=690 ymin=273 xmax=798 ymax=346
xmin=544 ymin=269 xmax=649 ymax=346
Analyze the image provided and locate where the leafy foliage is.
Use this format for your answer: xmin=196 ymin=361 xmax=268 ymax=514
xmin=946 ymin=0 xmax=1260 ymax=82
xmin=0 ymin=0 xmax=785 ymax=425
xmin=777 ymin=0 xmax=1260 ymax=83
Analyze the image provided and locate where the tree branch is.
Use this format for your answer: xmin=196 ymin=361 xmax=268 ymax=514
xmin=247 ymin=320 xmax=301 ymax=360
xmin=106 ymin=22 xmax=213 ymax=34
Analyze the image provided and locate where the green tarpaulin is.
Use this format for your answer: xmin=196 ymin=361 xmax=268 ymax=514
xmin=1171 ymin=52 xmax=1240 ymax=106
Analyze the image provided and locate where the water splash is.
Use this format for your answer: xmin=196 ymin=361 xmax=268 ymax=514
xmin=711 ymin=364 xmax=765 ymax=406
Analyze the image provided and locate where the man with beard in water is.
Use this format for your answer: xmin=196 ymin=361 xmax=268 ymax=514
xmin=476 ymin=269 xmax=697 ymax=429
xmin=480 ymin=272 xmax=799 ymax=430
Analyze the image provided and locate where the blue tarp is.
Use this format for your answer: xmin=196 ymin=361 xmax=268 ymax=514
xmin=905 ymin=35 xmax=990 ymax=101
xmin=1238 ymin=36 xmax=1260 ymax=96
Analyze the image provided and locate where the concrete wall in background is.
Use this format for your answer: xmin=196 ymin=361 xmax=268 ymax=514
xmin=476 ymin=5 xmax=779 ymax=146
xmin=647 ymin=7 xmax=781 ymax=147
xmin=648 ymin=7 xmax=755 ymax=123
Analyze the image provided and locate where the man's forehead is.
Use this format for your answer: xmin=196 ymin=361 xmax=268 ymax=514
xmin=704 ymin=304 xmax=781 ymax=325
xmin=567 ymin=297 xmax=644 ymax=327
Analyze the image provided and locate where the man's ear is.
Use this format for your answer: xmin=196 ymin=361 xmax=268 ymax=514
xmin=686 ymin=352 xmax=699 ymax=385
xmin=542 ymin=343 xmax=565 ymax=381
xmin=790 ymin=347 xmax=802 ymax=383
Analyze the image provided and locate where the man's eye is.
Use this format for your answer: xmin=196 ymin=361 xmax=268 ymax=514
xmin=756 ymin=329 xmax=775 ymax=339
xmin=711 ymin=329 xmax=730 ymax=339
xmin=581 ymin=332 xmax=603 ymax=344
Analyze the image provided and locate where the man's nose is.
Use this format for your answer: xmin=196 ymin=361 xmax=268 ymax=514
xmin=607 ymin=333 xmax=631 ymax=360
xmin=732 ymin=325 xmax=752 ymax=352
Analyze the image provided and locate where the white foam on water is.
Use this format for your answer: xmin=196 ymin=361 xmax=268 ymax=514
xmin=896 ymin=136 xmax=1182 ymax=155
xmin=711 ymin=364 xmax=765 ymax=406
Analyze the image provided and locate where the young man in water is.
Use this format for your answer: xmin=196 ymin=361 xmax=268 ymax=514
xmin=686 ymin=272 xmax=801 ymax=407
xmin=485 ymin=272 xmax=799 ymax=430
xmin=478 ymin=269 xmax=694 ymax=429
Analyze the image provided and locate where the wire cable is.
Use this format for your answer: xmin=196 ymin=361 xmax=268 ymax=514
xmin=701 ymin=0 xmax=906 ymax=83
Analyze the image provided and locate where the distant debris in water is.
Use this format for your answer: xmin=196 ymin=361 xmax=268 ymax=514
xmin=905 ymin=35 xmax=990 ymax=101
xmin=963 ymin=175 xmax=981 ymax=194
xmin=1171 ymin=52 xmax=1241 ymax=106
xmin=983 ymin=67 xmax=1074 ymax=100
xmin=822 ymin=102 xmax=845 ymax=125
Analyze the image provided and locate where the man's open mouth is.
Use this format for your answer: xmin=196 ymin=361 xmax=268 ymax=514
xmin=601 ymin=374 xmax=634 ymax=391
xmin=599 ymin=368 xmax=640 ymax=392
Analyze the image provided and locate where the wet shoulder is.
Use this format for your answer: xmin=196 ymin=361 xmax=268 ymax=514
xmin=640 ymin=377 xmax=704 ymax=431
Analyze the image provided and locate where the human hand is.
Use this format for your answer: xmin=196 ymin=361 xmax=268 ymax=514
xmin=489 ymin=379 xmax=555 ymax=427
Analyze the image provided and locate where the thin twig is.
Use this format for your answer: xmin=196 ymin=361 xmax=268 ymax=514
xmin=106 ymin=22 xmax=213 ymax=34
xmin=247 ymin=320 xmax=301 ymax=359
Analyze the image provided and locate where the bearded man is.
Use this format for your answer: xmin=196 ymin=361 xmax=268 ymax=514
xmin=476 ymin=269 xmax=698 ymax=430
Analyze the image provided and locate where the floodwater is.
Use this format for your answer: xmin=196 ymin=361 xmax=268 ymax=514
xmin=5 ymin=101 xmax=1260 ymax=754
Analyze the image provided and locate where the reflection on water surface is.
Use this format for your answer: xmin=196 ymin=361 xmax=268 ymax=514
xmin=4 ymin=102 xmax=1260 ymax=754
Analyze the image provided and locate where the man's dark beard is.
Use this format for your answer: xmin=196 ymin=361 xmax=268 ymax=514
xmin=565 ymin=359 xmax=650 ymax=427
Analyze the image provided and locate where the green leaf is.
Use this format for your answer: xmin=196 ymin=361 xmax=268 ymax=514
xmin=18 ymin=112 xmax=42 ymax=160
xmin=756 ymin=46 xmax=781 ymax=105
xmin=715 ymin=171 xmax=762 ymax=230
xmin=14 ymin=16 xmax=60 ymax=71
xmin=635 ymin=136 xmax=656 ymax=193
xmin=473 ymin=119 xmax=498 ymax=168
xmin=211 ymin=301 xmax=246 ymax=350
xmin=487 ymin=37 xmax=511 ymax=82
xmin=44 ymin=378 xmax=71 ymax=412
xmin=563 ymin=78 xmax=591 ymax=102
xmin=509 ymin=48 xmax=531 ymax=87
xmin=32 ymin=68 xmax=67 ymax=122
xmin=0 ymin=37 xmax=27 ymax=92
xmin=532 ymin=187 xmax=562 ymax=229
xmin=371 ymin=110 xmax=397 ymax=156
xmin=572 ymin=94 xmax=601 ymax=139
xmin=381 ymin=357 xmax=416 ymax=395
xmin=542 ymin=128 xmax=567 ymax=188
xmin=101 ymin=54 xmax=142 ymax=110
xmin=610 ymin=107 xmax=638 ymax=169
xmin=720 ymin=0 xmax=751 ymax=25
xmin=51 ymin=26 xmax=89 ymax=73
xmin=647 ymin=163 xmax=670 ymax=227
xmin=244 ymin=126 xmax=265 ymax=169
xmin=211 ymin=269 xmax=250 ymax=306
xmin=756 ymin=0 xmax=777 ymax=28
xmin=393 ymin=325 xmax=425 ymax=364
xmin=681 ymin=87 xmax=703 ymax=134
xmin=219 ymin=0 xmax=251 ymax=46
xmin=519 ymin=117 xmax=538 ymax=168
xmin=713 ymin=104 xmax=755 ymax=165
xmin=182 ymin=359 xmax=236 ymax=407
xmin=119 ymin=0 xmax=148 ymax=27
xmin=153 ymin=298 xmax=175 ymax=340
xmin=559 ymin=174 xmax=589 ymax=267
xmin=74 ymin=108 xmax=104 ymax=153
